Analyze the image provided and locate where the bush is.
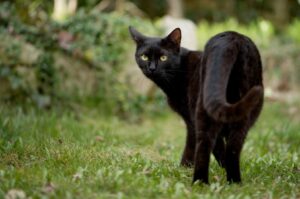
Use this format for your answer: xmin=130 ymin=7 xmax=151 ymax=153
xmin=0 ymin=2 xmax=159 ymax=117
xmin=287 ymin=19 xmax=300 ymax=44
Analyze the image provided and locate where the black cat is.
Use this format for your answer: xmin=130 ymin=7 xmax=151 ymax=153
xmin=129 ymin=26 xmax=264 ymax=184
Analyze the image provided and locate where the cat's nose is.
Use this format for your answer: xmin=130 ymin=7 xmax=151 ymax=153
xmin=148 ymin=67 xmax=156 ymax=72
xmin=148 ymin=63 xmax=156 ymax=72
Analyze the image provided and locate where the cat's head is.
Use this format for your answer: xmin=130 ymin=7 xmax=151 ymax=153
xmin=129 ymin=26 xmax=181 ymax=80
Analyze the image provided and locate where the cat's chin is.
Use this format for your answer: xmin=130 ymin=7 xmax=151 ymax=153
xmin=148 ymin=74 xmax=166 ymax=83
xmin=143 ymin=71 xmax=159 ymax=79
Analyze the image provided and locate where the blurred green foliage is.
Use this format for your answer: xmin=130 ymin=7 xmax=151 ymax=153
xmin=0 ymin=1 xmax=299 ymax=118
xmin=131 ymin=0 xmax=300 ymax=30
xmin=287 ymin=19 xmax=300 ymax=44
xmin=197 ymin=18 xmax=275 ymax=49
xmin=0 ymin=1 xmax=160 ymax=118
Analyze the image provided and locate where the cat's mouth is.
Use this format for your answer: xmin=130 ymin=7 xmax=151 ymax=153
xmin=143 ymin=70 xmax=170 ymax=83
xmin=143 ymin=69 xmax=159 ymax=77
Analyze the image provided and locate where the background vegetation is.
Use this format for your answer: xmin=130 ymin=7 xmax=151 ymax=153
xmin=0 ymin=0 xmax=299 ymax=198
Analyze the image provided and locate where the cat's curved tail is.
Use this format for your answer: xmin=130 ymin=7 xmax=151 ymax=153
xmin=203 ymin=45 xmax=263 ymax=123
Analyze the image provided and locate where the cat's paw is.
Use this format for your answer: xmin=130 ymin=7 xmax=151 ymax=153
xmin=180 ymin=159 xmax=194 ymax=167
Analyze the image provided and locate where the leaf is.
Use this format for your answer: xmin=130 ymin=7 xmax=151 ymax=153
xmin=95 ymin=136 xmax=104 ymax=142
xmin=41 ymin=182 xmax=56 ymax=194
xmin=72 ymin=167 xmax=87 ymax=182
xmin=5 ymin=189 xmax=26 ymax=199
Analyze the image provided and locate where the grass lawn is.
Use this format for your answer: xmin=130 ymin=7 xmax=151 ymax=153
xmin=0 ymin=101 xmax=299 ymax=198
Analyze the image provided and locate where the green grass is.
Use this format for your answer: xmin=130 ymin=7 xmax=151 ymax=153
xmin=0 ymin=101 xmax=299 ymax=199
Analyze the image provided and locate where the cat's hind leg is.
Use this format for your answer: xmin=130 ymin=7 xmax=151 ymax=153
xmin=193 ymin=116 xmax=222 ymax=184
xmin=213 ymin=135 xmax=226 ymax=168
xmin=225 ymin=123 xmax=249 ymax=183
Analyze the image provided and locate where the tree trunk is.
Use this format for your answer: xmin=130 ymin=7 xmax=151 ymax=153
xmin=273 ymin=0 xmax=289 ymax=30
xmin=167 ymin=0 xmax=183 ymax=18
xmin=116 ymin=0 xmax=125 ymax=14
xmin=223 ymin=0 xmax=235 ymax=18
xmin=67 ymin=0 xmax=77 ymax=16
xmin=53 ymin=0 xmax=77 ymax=21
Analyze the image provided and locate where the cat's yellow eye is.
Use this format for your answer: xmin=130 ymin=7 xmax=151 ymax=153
xmin=140 ymin=54 xmax=149 ymax=61
xmin=160 ymin=55 xmax=168 ymax=61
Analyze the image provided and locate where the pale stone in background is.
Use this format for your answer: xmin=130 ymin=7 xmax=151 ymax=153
xmin=161 ymin=15 xmax=198 ymax=50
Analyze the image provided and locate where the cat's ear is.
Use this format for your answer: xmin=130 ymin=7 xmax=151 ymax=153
xmin=129 ymin=26 xmax=146 ymax=44
xmin=162 ymin=28 xmax=181 ymax=51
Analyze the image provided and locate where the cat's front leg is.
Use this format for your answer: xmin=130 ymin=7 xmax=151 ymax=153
xmin=180 ymin=123 xmax=196 ymax=167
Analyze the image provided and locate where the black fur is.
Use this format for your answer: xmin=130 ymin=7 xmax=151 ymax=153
xmin=129 ymin=26 xmax=264 ymax=184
